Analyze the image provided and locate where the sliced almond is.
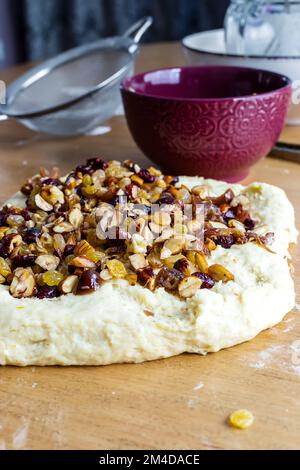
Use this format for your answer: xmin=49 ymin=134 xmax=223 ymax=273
xmin=53 ymin=222 xmax=74 ymax=233
xmin=160 ymin=237 xmax=185 ymax=259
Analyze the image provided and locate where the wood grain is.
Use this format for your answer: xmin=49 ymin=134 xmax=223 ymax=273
xmin=0 ymin=43 xmax=299 ymax=450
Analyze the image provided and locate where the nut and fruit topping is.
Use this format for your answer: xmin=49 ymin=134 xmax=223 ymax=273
xmin=0 ymin=158 xmax=274 ymax=299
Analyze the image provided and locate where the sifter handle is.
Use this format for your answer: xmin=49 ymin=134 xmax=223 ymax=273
xmin=123 ymin=16 xmax=153 ymax=44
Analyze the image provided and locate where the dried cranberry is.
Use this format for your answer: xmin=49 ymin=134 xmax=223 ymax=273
xmin=139 ymin=169 xmax=156 ymax=183
xmin=216 ymin=235 xmax=235 ymax=249
xmin=192 ymin=272 xmax=215 ymax=289
xmin=87 ymin=157 xmax=108 ymax=170
xmin=36 ymin=286 xmax=60 ymax=299
xmin=158 ymin=193 xmax=175 ymax=206
xmin=76 ymin=270 xmax=101 ymax=295
xmin=40 ymin=178 xmax=60 ymax=187
xmin=244 ymin=217 xmax=256 ymax=231
xmin=23 ymin=227 xmax=41 ymax=244
xmin=155 ymin=267 xmax=183 ymax=290
xmin=64 ymin=244 xmax=75 ymax=257
xmin=12 ymin=254 xmax=36 ymax=269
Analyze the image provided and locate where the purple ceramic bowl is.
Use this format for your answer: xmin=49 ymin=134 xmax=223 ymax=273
xmin=121 ymin=65 xmax=291 ymax=182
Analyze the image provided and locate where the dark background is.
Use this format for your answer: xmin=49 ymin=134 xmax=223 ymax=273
xmin=0 ymin=0 xmax=230 ymax=68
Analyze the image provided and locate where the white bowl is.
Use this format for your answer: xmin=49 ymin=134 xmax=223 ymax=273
xmin=182 ymin=29 xmax=300 ymax=125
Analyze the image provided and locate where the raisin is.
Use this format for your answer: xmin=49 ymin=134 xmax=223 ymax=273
xmin=87 ymin=157 xmax=108 ymax=170
xmin=64 ymin=244 xmax=75 ymax=257
xmin=192 ymin=272 xmax=215 ymax=289
xmin=23 ymin=227 xmax=41 ymax=244
xmin=244 ymin=217 xmax=255 ymax=231
xmin=158 ymin=193 xmax=175 ymax=205
xmin=216 ymin=235 xmax=235 ymax=249
xmin=12 ymin=254 xmax=36 ymax=269
xmin=40 ymin=178 xmax=60 ymax=187
xmin=36 ymin=286 xmax=60 ymax=299
xmin=76 ymin=269 xmax=101 ymax=295
xmin=139 ymin=169 xmax=156 ymax=183
xmin=155 ymin=267 xmax=183 ymax=290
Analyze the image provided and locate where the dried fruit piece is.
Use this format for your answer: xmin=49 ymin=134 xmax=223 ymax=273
xmin=129 ymin=233 xmax=148 ymax=254
xmin=9 ymin=268 xmax=36 ymax=298
xmin=208 ymin=264 xmax=234 ymax=283
xmin=126 ymin=273 xmax=138 ymax=286
xmin=36 ymin=254 xmax=60 ymax=271
xmin=192 ymin=272 xmax=215 ymax=289
xmin=155 ymin=267 xmax=183 ymax=291
xmin=178 ymin=276 xmax=202 ymax=298
xmin=76 ymin=269 xmax=101 ymax=295
xmin=43 ymin=270 xmax=64 ymax=287
xmin=0 ymin=257 xmax=11 ymax=278
xmin=228 ymin=409 xmax=254 ymax=430
xmin=60 ymin=275 xmax=79 ymax=294
xmin=36 ymin=285 xmax=59 ymax=299
xmin=106 ymin=259 xmax=127 ymax=279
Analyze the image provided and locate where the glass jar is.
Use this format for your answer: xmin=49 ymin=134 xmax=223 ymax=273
xmin=225 ymin=1 xmax=300 ymax=56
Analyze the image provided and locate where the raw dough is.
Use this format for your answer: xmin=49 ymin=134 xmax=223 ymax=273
xmin=0 ymin=178 xmax=297 ymax=366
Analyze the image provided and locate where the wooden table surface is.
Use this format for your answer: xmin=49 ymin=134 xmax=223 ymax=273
xmin=0 ymin=43 xmax=299 ymax=450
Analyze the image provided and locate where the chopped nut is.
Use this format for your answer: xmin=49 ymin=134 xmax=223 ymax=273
xmin=208 ymin=264 xmax=234 ymax=283
xmin=129 ymin=233 xmax=148 ymax=254
xmin=74 ymin=240 xmax=94 ymax=257
xmin=35 ymin=254 xmax=60 ymax=271
xmin=191 ymin=185 xmax=208 ymax=198
xmin=163 ymin=254 xmax=185 ymax=269
xmin=100 ymin=268 xmax=112 ymax=281
xmin=41 ymin=185 xmax=65 ymax=205
xmin=228 ymin=409 xmax=254 ymax=430
xmin=53 ymin=222 xmax=74 ymax=233
xmin=173 ymin=258 xmax=191 ymax=276
xmin=138 ymin=266 xmax=155 ymax=287
xmin=106 ymin=259 xmax=127 ymax=279
xmin=53 ymin=234 xmax=66 ymax=252
xmin=153 ymin=211 xmax=171 ymax=227
xmin=178 ymin=276 xmax=202 ymax=298
xmin=9 ymin=268 xmax=36 ymax=298
xmin=68 ymin=256 xmax=96 ymax=269
xmin=195 ymin=253 xmax=209 ymax=273
xmin=160 ymin=238 xmax=185 ymax=259
xmin=60 ymin=275 xmax=79 ymax=294
xmin=129 ymin=253 xmax=148 ymax=271
xmin=69 ymin=207 xmax=84 ymax=229
xmin=35 ymin=194 xmax=53 ymax=212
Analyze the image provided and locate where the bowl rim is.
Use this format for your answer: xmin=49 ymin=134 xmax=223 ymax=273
xmin=182 ymin=29 xmax=300 ymax=60
xmin=121 ymin=65 xmax=292 ymax=102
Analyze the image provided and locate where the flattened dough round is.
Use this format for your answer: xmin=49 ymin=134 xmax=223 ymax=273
xmin=0 ymin=178 xmax=297 ymax=365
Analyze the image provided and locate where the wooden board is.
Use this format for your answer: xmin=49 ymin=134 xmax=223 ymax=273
xmin=0 ymin=43 xmax=299 ymax=450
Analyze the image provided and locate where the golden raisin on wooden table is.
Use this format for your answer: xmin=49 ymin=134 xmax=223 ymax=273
xmin=228 ymin=409 xmax=254 ymax=429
